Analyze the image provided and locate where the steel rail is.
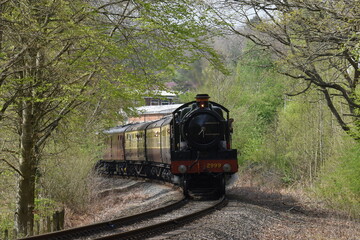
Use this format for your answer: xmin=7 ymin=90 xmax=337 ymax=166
xmin=94 ymin=196 xmax=228 ymax=240
xmin=19 ymin=198 xmax=187 ymax=240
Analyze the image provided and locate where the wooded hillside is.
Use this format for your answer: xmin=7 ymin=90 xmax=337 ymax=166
xmin=1 ymin=0 xmax=359 ymax=238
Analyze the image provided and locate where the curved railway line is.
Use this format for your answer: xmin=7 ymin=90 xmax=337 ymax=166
xmin=20 ymin=196 xmax=227 ymax=240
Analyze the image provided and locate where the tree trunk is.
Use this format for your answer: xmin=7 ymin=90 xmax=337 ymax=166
xmin=15 ymin=100 xmax=37 ymax=236
xmin=14 ymin=42 xmax=44 ymax=236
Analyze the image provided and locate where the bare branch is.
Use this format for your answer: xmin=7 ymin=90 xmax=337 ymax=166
xmin=321 ymin=88 xmax=350 ymax=132
xmin=286 ymin=81 xmax=312 ymax=97
xmin=0 ymin=158 xmax=23 ymax=177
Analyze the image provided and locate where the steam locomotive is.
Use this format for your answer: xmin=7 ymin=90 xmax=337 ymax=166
xmin=96 ymin=94 xmax=238 ymax=197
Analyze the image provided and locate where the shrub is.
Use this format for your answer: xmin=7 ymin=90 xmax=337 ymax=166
xmin=315 ymin=141 xmax=360 ymax=217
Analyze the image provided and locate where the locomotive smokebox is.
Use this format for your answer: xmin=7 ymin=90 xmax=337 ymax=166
xmin=180 ymin=94 xmax=225 ymax=151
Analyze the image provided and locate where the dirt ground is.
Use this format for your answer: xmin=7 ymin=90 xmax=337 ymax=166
xmin=65 ymin=175 xmax=360 ymax=239
xmin=64 ymin=177 xmax=183 ymax=228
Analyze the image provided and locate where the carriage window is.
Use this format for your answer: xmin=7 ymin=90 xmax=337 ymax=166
xmin=151 ymin=99 xmax=159 ymax=105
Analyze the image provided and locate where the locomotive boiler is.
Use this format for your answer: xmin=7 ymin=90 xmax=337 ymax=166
xmin=96 ymin=94 xmax=238 ymax=197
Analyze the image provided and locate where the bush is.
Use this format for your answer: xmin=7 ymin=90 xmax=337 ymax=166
xmin=315 ymin=142 xmax=360 ymax=217
xmin=39 ymin=130 xmax=103 ymax=212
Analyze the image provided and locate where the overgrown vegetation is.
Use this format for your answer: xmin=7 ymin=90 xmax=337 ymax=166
xmin=316 ymin=142 xmax=360 ymax=216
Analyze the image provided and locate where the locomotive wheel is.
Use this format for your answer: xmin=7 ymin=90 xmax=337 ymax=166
xmin=144 ymin=165 xmax=152 ymax=178
xmin=218 ymin=175 xmax=226 ymax=197
xmin=127 ymin=164 xmax=136 ymax=177
xmin=150 ymin=166 xmax=158 ymax=179
xmin=182 ymin=178 xmax=189 ymax=197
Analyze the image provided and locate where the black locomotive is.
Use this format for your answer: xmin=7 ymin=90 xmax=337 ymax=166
xmin=96 ymin=94 xmax=238 ymax=197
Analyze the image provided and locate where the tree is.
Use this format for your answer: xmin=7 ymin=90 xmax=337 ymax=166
xmin=211 ymin=0 xmax=360 ymax=139
xmin=0 ymin=0 xmax=222 ymax=236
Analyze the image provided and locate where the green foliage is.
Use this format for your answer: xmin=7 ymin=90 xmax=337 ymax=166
xmin=39 ymin=121 xmax=103 ymax=211
xmin=178 ymin=91 xmax=197 ymax=103
xmin=0 ymin=0 xmax=226 ymax=232
xmin=0 ymin=214 xmax=13 ymax=236
xmin=232 ymin=49 xmax=284 ymax=164
xmin=0 ymin=168 xmax=16 ymax=237
xmin=315 ymin=142 xmax=360 ymax=217
xmin=0 ymin=0 xmax=224 ymax=123
xmin=172 ymin=60 xmax=206 ymax=91
xmin=187 ymin=42 xmax=285 ymax=165
xmin=0 ymin=176 xmax=15 ymax=215
xmin=227 ymin=0 xmax=360 ymax=141
xmin=257 ymin=93 xmax=345 ymax=183
xmin=34 ymin=198 xmax=58 ymax=221
xmin=178 ymin=2 xmax=360 ymax=214
xmin=40 ymin=150 xmax=97 ymax=211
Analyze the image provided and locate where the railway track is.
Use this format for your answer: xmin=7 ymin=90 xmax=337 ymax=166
xmin=93 ymin=196 xmax=227 ymax=240
xmin=20 ymin=197 xmax=227 ymax=240
xmin=19 ymin=198 xmax=187 ymax=240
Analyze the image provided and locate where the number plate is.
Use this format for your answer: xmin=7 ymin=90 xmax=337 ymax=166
xmin=206 ymin=163 xmax=222 ymax=168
